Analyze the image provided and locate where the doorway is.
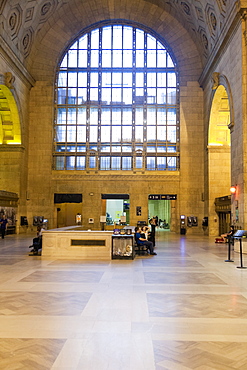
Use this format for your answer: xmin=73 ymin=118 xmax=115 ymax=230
xmin=148 ymin=199 xmax=171 ymax=229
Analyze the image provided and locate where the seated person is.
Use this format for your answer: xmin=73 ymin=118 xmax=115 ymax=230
xmin=141 ymin=225 xmax=152 ymax=241
xmin=221 ymin=225 xmax=235 ymax=242
xmin=135 ymin=226 xmax=157 ymax=255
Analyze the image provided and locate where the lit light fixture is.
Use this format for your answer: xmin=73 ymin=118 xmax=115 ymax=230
xmin=230 ymin=185 xmax=237 ymax=194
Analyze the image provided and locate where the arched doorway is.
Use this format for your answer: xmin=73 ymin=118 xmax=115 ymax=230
xmin=0 ymin=84 xmax=21 ymax=144
xmin=208 ymin=82 xmax=231 ymax=236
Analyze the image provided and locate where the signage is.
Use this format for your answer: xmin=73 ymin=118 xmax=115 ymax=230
xmin=148 ymin=194 xmax=177 ymax=200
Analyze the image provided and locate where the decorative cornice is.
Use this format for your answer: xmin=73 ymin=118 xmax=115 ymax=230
xmin=0 ymin=36 xmax=35 ymax=89
xmin=0 ymin=144 xmax=25 ymax=152
xmin=52 ymin=171 xmax=180 ymax=181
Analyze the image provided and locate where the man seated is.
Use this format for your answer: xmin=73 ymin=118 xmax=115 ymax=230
xmin=134 ymin=226 xmax=157 ymax=255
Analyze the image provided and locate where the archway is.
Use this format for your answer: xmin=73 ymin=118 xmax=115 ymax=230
xmin=208 ymin=84 xmax=231 ymax=236
xmin=0 ymin=85 xmax=21 ymax=144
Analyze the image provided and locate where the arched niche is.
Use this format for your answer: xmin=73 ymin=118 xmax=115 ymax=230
xmin=207 ymin=79 xmax=232 ymax=236
xmin=0 ymin=85 xmax=21 ymax=144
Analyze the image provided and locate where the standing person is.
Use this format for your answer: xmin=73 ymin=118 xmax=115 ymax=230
xmin=149 ymin=216 xmax=157 ymax=246
xmin=0 ymin=215 xmax=8 ymax=239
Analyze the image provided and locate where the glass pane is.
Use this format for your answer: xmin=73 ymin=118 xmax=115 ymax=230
xmin=102 ymin=50 xmax=111 ymax=67
xmin=157 ymin=48 xmax=167 ymax=68
xmin=122 ymin=126 xmax=132 ymax=141
xmin=100 ymin=157 xmax=110 ymax=170
xmin=167 ymin=126 xmax=176 ymax=142
xmin=167 ymin=156 xmax=177 ymax=169
xmin=56 ymin=126 xmax=66 ymax=142
xmin=167 ymin=108 xmax=176 ymax=125
xmin=68 ymin=50 xmax=77 ymax=68
xmin=122 ymin=108 xmax=132 ymax=125
xmin=112 ymin=88 xmax=121 ymax=103
xmin=112 ymin=126 xmax=121 ymax=142
xmin=101 ymin=88 xmax=111 ymax=104
xmin=147 ymin=126 xmax=156 ymax=141
xmin=66 ymin=157 xmax=75 ymax=170
xmin=91 ymin=29 xmax=99 ymax=49
xmin=122 ymin=157 xmax=132 ymax=170
xmin=113 ymin=50 xmax=122 ymax=67
xmin=78 ymin=88 xmax=87 ymax=104
xmin=79 ymin=35 xmax=87 ymax=49
xmin=147 ymin=50 xmax=156 ymax=67
xmin=157 ymin=88 xmax=166 ymax=104
xmin=60 ymin=55 xmax=67 ymax=68
xmin=147 ymin=88 xmax=156 ymax=104
xmin=112 ymin=145 xmax=121 ymax=152
xmin=157 ymin=126 xmax=166 ymax=140
xmin=67 ymin=126 xmax=76 ymax=142
xmin=101 ymin=108 xmax=111 ymax=125
xmin=111 ymin=157 xmax=121 ymax=170
xmin=112 ymin=109 xmax=121 ymax=125
xmin=136 ymin=50 xmax=144 ymax=67
xmin=136 ymin=29 xmax=144 ymax=48
xmin=56 ymin=157 xmax=65 ymax=170
xmin=135 ymin=108 xmax=143 ymax=125
xmin=90 ymin=88 xmax=98 ymax=101
xmin=101 ymin=146 xmax=110 ymax=152
xmin=57 ymin=108 xmax=67 ymax=124
xmin=147 ymin=73 xmax=156 ymax=87
xmin=146 ymin=157 xmax=155 ymax=170
xmin=167 ymin=88 xmax=177 ymax=104
xmin=58 ymin=72 xmax=67 ymax=87
xmin=102 ymin=26 xmax=112 ymax=48
xmin=90 ymin=108 xmax=98 ymax=124
xmin=147 ymin=146 xmax=156 ymax=152
xmin=123 ymin=89 xmax=132 ymax=104
xmin=113 ymin=26 xmax=122 ymax=49
xmin=147 ymin=108 xmax=156 ymax=125
xmin=57 ymin=88 xmax=67 ymax=104
xmin=123 ymin=73 xmax=132 ymax=87
xmin=67 ymin=72 xmax=77 ymax=87
xmin=136 ymin=73 xmax=144 ymax=87
xmin=167 ymin=72 xmax=176 ymax=87
xmin=102 ymin=73 xmax=111 ymax=87
xmin=112 ymin=73 xmax=122 ymax=86
xmin=89 ymin=126 xmax=98 ymax=141
xmin=136 ymin=157 xmax=142 ymax=169
xmin=157 ymin=157 xmax=166 ymax=170
xmin=136 ymin=89 xmax=144 ymax=104
xmin=77 ymin=156 xmax=86 ymax=170
xmin=123 ymin=26 xmax=133 ymax=48
xmin=67 ymin=108 xmax=77 ymax=124
xmin=67 ymin=89 xmax=77 ymax=104
xmin=122 ymin=145 xmax=132 ymax=152
xmin=135 ymin=126 xmax=143 ymax=142
xmin=157 ymin=146 xmax=166 ymax=152
xmin=77 ymin=126 xmax=86 ymax=141
xmin=157 ymin=108 xmax=166 ymax=124
xmin=78 ymin=108 xmax=86 ymax=124
xmin=101 ymin=126 xmax=111 ymax=142
xmin=123 ymin=50 xmax=133 ymax=67
xmin=78 ymin=49 xmax=87 ymax=67
xmin=77 ymin=145 xmax=86 ymax=152
xmin=78 ymin=72 xmax=87 ymax=87
xmin=157 ymin=73 xmax=167 ymax=87
xmin=167 ymin=54 xmax=174 ymax=67
xmin=90 ymin=73 xmax=98 ymax=87
xmin=89 ymin=157 xmax=96 ymax=168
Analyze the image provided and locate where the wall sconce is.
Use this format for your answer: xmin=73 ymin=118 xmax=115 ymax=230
xmin=230 ymin=185 xmax=237 ymax=195
xmin=89 ymin=192 xmax=94 ymax=196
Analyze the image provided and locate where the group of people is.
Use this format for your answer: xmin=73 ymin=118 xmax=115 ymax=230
xmin=134 ymin=225 xmax=157 ymax=255
xmin=0 ymin=215 xmax=8 ymax=239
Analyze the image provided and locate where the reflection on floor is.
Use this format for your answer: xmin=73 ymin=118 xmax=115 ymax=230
xmin=0 ymin=230 xmax=247 ymax=369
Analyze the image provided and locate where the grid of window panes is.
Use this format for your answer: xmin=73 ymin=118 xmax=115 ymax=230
xmin=54 ymin=24 xmax=179 ymax=170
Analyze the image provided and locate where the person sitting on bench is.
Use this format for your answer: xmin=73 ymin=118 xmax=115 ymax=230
xmin=221 ymin=225 xmax=235 ymax=243
xmin=134 ymin=226 xmax=157 ymax=255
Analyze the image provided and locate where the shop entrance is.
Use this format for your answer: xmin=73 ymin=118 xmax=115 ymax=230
xmin=148 ymin=199 xmax=171 ymax=229
xmin=54 ymin=193 xmax=82 ymax=228
xmin=101 ymin=194 xmax=129 ymax=226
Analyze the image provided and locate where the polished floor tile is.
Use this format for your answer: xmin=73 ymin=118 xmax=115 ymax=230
xmin=1 ymin=230 xmax=247 ymax=369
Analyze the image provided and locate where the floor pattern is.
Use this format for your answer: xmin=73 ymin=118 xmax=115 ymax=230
xmin=0 ymin=231 xmax=247 ymax=369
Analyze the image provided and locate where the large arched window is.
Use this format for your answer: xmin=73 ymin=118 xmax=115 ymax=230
xmin=54 ymin=23 xmax=179 ymax=171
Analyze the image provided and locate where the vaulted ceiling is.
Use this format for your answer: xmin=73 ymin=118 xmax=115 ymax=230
xmin=0 ymin=0 xmax=237 ymax=81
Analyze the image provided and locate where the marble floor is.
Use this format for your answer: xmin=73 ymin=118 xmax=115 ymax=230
xmin=1 ymin=230 xmax=247 ymax=369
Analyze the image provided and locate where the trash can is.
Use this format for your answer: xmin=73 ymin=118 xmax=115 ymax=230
xmin=180 ymin=227 xmax=186 ymax=235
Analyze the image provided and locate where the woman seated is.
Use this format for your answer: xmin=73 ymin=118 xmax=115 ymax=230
xmin=221 ymin=225 xmax=235 ymax=243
